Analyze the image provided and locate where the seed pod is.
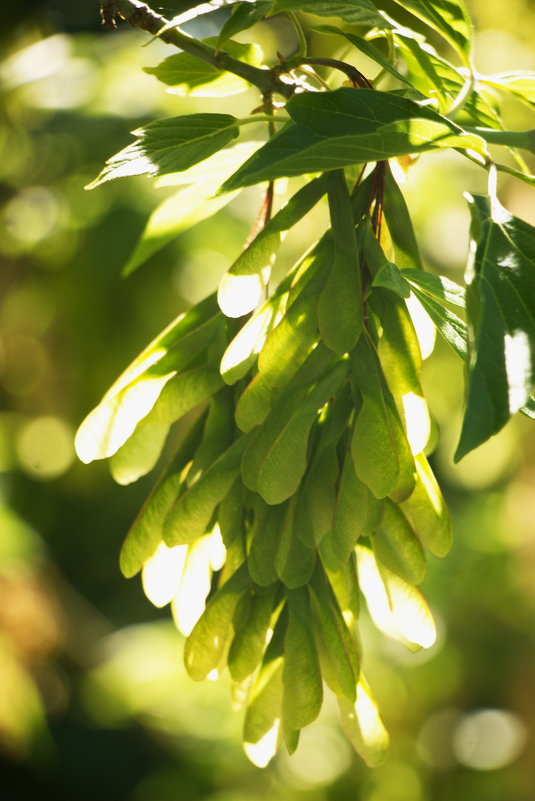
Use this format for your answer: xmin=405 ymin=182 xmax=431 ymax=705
xmin=229 ymin=586 xmax=277 ymax=682
xmin=283 ymin=588 xmax=323 ymax=731
xmin=372 ymin=499 xmax=427 ymax=585
xmin=247 ymin=499 xmax=285 ymax=587
xmin=400 ymin=452 xmax=452 ymax=557
xmin=332 ymin=445 xmax=383 ymax=563
xmin=276 ymin=497 xmax=316 ymax=589
xmin=184 ymin=563 xmax=251 ymax=680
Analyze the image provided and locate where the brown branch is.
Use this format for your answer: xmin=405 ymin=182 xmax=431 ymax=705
xmin=99 ymin=0 xmax=297 ymax=100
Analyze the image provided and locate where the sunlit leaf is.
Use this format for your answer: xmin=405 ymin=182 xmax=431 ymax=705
xmin=275 ymin=0 xmax=392 ymax=28
xmin=338 ymin=677 xmax=389 ymax=767
xmin=356 ymin=545 xmax=436 ymax=649
xmin=164 ymin=436 xmax=249 ymax=546
xmin=228 ymin=587 xmax=277 ymax=682
xmin=229 ymin=175 xmax=329 ymax=276
xmin=456 ymin=194 xmax=535 ymax=460
xmin=331 ymin=446 xmax=382 ymax=564
xmin=351 ymin=335 xmax=415 ymax=502
xmin=222 ymin=89 xmax=485 ymax=189
xmin=313 ymin=25 xmax=413 ymax=86
xmin=119 ymin=416 xmax=206 ymax=578
xmin=75 ymin=295 xmax=220 ymax=462
xmin=481 ymin=72 xmax=535 ymax=109
xmin=243 ymin=607 xmax=287 ymax=766
xmin=400 ymin=452 xmax=452 ymax=557
xmin=382 ymin=165 xmax=424 ymax=271
xmin=110 ymin=422 xmax=170 ymax=485
xmin=88 ymin=114 xmax=239 ymax=188
xmin=373 ymin=499 xmax=427 ymax=585
xmin=389 ymin=0 xmax=473 ymax=64
xmin=309 ymin=564 xmax=359 ymax=701
xmin=217 ymin=1 xmax=274 ymax=48
xmin=241 ymin=361 xmax=348 ymax=504
xmin=184 ymin=563 xmax=250 ymax=680
xmin=144 ymin=39 xmax=263 ymax=97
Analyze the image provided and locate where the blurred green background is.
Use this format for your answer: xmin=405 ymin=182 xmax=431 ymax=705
xmin=1 ymin=1 xmax=535 ymax=799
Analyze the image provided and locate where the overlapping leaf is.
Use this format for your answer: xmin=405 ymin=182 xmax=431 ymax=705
xmin=456 ymin=194 xmax=535 ymax=460
xmin=222 ymin=89 xmax=485 ymax=190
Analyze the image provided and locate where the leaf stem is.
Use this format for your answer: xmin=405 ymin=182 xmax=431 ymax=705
xmin=287 ymin=11 xmax=308 ymax=59
xmin=99 ymin=0 xmax=297 ymax=99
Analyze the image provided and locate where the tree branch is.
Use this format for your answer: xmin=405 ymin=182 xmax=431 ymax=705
xmin=100 ymin=0 xmax=296 ymax=99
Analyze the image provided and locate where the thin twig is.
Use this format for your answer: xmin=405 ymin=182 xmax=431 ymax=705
xmin=99 ymin=0 xmax=297 ymax=99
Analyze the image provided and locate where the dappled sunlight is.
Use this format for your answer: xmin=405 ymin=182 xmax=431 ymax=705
xmin=75 ymin=372 xmax=173 ymax=463
xmin=401 ymin=392 xmax=431 ymax=455
xmin=218 ymin=270 xmax=269 ymax=318
xmin=405 ymin=292 xmax=436 ymax=359
xmin=244 ymin=719 xmax=280 ymax=768
xmin=169 ymin=526 xmax=226 ymax=636
xmin=141 ymin=542 xmax=188 ymax=608
xmin=504 ymin=330 xmax=532 ymax=412
xmin=356 ymin=546 xmax=437 ymax=650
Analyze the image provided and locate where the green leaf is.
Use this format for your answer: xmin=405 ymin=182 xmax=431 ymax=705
xmin=455 ymin=194 xmax=535 ymax=460
xmin=313 ymin=25 xmax=413 ymax=87
xmin=144 ymin=39 xmax=263 ymax=97
xmin=222 ymin=89 xmax=485 ymax=189
xmin=463 ymin=127 xmax=535 ymax=154
xmin=243 ymin=606 xmax=287 ymax=767
xmin=357 ymin=544 xmax=436 ymax=650
xmin=123 ymin=142 xmax=262 ymax=275
xmin=248 ymin=500 xmax=286 ymax=586
xmin=373 ymin=289 xmax=422 ymax=396
xmin=217 ymin=2 xmax=273 ymax=48
xmin=87 ymin=114 xmax=240 ymax=188
xmin=124 ymin=183 xmax=238 ymax=276
xmin=184 ymin=563 xmax=250 ymax=680
xmin=142 ymin=365 xmax=223 ymax=426
xmin=402 ymin=269 xmax=466 ymax=308
xmin=482 ymin=72 xmax=535 ymax=109
xmin=332 ymin=447 xmax=382 ymax=564
xmin=520 ymin=395 xmax=535 ymax=420
xmin=400 ymin=452 xmax=452 ymax=557
xmin=276 ymin=497 xmax=316 ymax=588
xmin=228 ymin=175 xmax=329 ymax=276
xmin=228 ymin=587 xmax=277 ymax=682
xmin=389 ymin=0 xmax=473 ymax=64
xmin=496 ymin=163 xmax=535 ymax=191
xmin=75 ymin=295 xmax=220 ymax=463
xmin=338 ymin=677 xmax=389 ymax=767
xmin=318 ymin=170 xmax=363 ymax=354
xmin=309 ymin=565 xmax=359 ymax=702
xmin=164 ymin=436 xmax=249 ymax=546
xmin=351 ymin=336 xmax=415 ymax=502
xmin=373 ymin=498 xmax=427 ymax=585
xmin=283 ymin=588 xmax=323 ymax=731
xmin=382 ymin=165 xmax=424 ymax=271
xmin=294 ymin=389 xmax=351 ymax=547
xmin=275 ymin=0 xmax=392 ymax=28
xmin=395 ymin=35 xmax=498 ymax=124
xmin=110 ymin=422 xmax=169 ymax=485
xmin=187 ymin=389 xmax=235 ymax=485
xmin=408 ymin=285 xmax=468 ymax=360
xmin=235 ymin=291 xmax=321 ymax=432
xmin=372 ymin=262 xmax=412 ymax=298
xmin=241 ymin=361 xmax=348 ymax=504
xmin=119 ymin=415 xmax=206 ymax=578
